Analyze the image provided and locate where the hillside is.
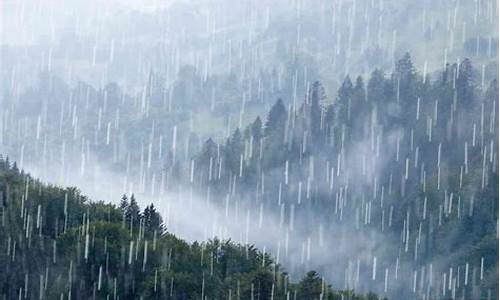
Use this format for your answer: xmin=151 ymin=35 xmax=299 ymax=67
xmin=154 ymin=54 xmax=499 ymax=299
xmin=0 ymin=157 xmax=380 ymax=299
xmin=0 ymin=53 xmax=497 ymax=299
xmin=0 ymin=1 xmax=498 ymax=299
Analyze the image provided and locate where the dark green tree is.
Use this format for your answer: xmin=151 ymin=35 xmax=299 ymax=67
xmin=224 ymin=128 xmax=243 ymax=174
xmin=120 ymin=194 xmax=129 ymax=211
xmin=297 ymin=271 xmax=323 ymax=300
xmin=263 ymin=99 xmax=287 ymax=168
xmin=335 ymin=76 xmax=353 ymax=125
xmin=457 ymin=58 xmax=475 ymax=108
xmin=126 ymin=193 xmax=140 ymax=225
xmin=367 ymin=69 xmax=385 ymax=104
xmin=143 ymin=204 xmax=164 ymax=235
xmin=309 ymin=81 xmax=325 ymax=145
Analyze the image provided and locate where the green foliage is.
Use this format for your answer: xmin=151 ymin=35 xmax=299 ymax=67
xmin=0 ymin=158 xmax=374 ymax=299
xmin=180 ymin=54 xmax=498 ymax=299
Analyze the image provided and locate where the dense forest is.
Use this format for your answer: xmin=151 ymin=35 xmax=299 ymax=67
xmin=0 ymin=157 xmax=380 ymax=299
xmin=155 ymin=54 xmax=499 ymax=299
xmin=0 ymin=0 xmax=498 ymax=299
xmin=1 ymin=53 xmax=498 ymax=299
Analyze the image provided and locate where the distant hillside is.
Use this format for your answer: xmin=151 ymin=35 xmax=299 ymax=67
xmin=160 ymin=54 xmax=499 ymax=299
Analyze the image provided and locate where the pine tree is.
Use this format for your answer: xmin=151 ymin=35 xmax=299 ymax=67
xmin=263 ymin=99 xmax=287 ymax=168
xmin=120 ymin=194 xmax=129 ymax=212
xmin=393 ymin=52 xmax=417 ymax=107
xmin=126 ymin=194 xmax=140 ymax=224
xmin=324 ymin=104 xmax=335 ymax=146
xmin=251 ymin=117 xmax=263 ymax=141
xmin=199 ymin=138 xmax=218 ymax=163
xmin=394 ymin=52 xmax=415 ymax=84
xmin=351 ymin=76 xmax=367 ymax=139
xmin=264 ymin=99 xmax=287 ymax=138
xmin=250 ymin=116 xmax=263 ymax=162
xmin=143 ymin=204 xmax=164 ymax=235
xmin=309 ymin=81 xmax=325 ymax=146
xmin=367 ymin=69 xmax=385 ymax=104
xmin=335 ymin=76 xmax=353 ymax=125
xmin=224 ymin=128 xmax=243 ymax=174
xmin=297 ymin=271 xmax=323 ymax=300
xmin=457 ymin=58 xmax=475 ymax=108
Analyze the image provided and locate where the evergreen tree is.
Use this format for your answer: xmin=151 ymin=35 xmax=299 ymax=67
xmin=120 ymin=194 xmax=129 ymax=227
xmin=324 ymin=104 xmax=335 ymax=146
xmin=126 ymin=193 xmax=140 ymax=224
xmin=297 ymin=271 xmax=323 ymax=300
xmin=263 ymin=99 xmax=287 ymax=168
xmin=351 ymin=76 xmax=367 ymax=138
xmin=197 ymin=138 xmax=219 ymax=183
xmin=251 ymin=116 xmax=263 ymax=141
xmin=250 ymin=116 xmax=263 ymax=161
xmin=335 ymin=76 xmax=353 ymax=125
xmin=309 ymin=81 xmax=325 ymax=146
xmin=120 ymin=194 xmax=129 ymax=212
xmin=264 ymin=99 xmax=287 ymax=138
xmin=393 ymin=53 xmax=421 ymax=126
xmin=394 ymin=52 xmax=416 ymax=86
xmin=143 ymin=204 xmax=164 ymax=235
xmin=199 ymin=138 xmax=218 ymax=163
xmin=457 ymin=58 xmax=475 ymax=108
xmin=224 ymin=128 xmax=243 ymax=174
xmin=367 ymin=69 xmax=385 ymax=104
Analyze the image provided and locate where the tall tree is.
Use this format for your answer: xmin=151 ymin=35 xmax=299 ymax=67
xmin=251 ymin=116 xmax=263 ymax=141
xmin=143 ymin=204 xmax=164 ymax=235
xmin=264 ymin=99 xmax=287 ymax=139
xmin=367 ymin=69 xmax=385 ymax=104
xmin=335 ymin=76 xmax=353 ymax=125
xmin=457 ymin=58 xmax=475 ymax=108
xmin=250 ymin=116 xmax=263 ymax=160
xmin=309 ymin=81 xmax=325 ymax=146
xmin=120 ymin=194 xmax=129 ymax=212
xmin=394 ymin=52 xmax=416 ymax=86
xmin=393 ymin=52 xmax=417 ymax=107
xmin=351 ymin=76 xmax=367 ymax=139
xmin=297 ymin=271 xmax=323 ymax=300
xmin=263 ymin=99 xmax=287 ymax=168
xmin=125 ymin=194 xmax=140 ymax=225
xmin=225 ymin=129 xmax=243 ymax=174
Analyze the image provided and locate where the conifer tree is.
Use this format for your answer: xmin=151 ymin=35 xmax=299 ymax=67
xmin=457 ymin=58 xmax=475 ymax=108
xmin=126 ymin=193 xmax=140 ymax=224
xmin=143 ymin=204 xmax=164 ymax=235
xmin=297 ymin=271 xmax=323 ymax=299
xmin=309 ymin=81 xmax=325 ymax=146
xmin=120 ymin=194 xmax=129 ymax=211
xmin=263 ymin=99 xmax=287 ymax=168
xmin=335 ymin=76 xmax=353 ymax=125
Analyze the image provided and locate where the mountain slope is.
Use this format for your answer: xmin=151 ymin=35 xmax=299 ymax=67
xmin=0 ymin=156 xmax=379 ymax=299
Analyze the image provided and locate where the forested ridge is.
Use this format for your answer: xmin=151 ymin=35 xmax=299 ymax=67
xmin=157 ymin=54 xmax=498 ymax=299
xmin=0 ymin=52 xmax=497 ymax=299
xmin=0 ymin=156 xmax=381 ymax=299
xmin=1 ymin=1 xmax=498 ymax=299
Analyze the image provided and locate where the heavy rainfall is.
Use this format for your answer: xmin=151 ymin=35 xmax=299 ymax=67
xmin=0 ymin=0 xmax=498 ymax=299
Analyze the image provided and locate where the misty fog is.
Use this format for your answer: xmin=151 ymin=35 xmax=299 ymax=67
xmin=1 ymin=0 xmax=498 ymax=299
